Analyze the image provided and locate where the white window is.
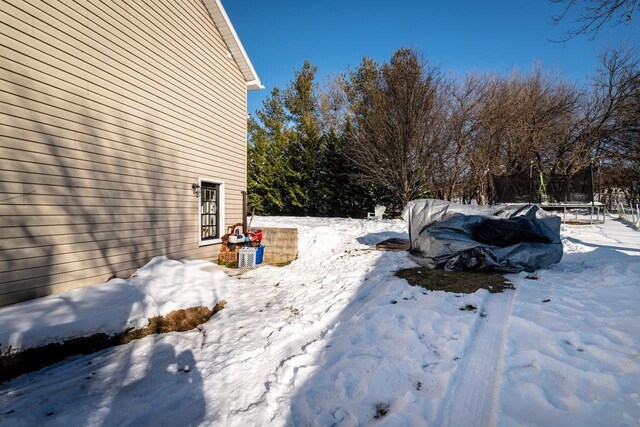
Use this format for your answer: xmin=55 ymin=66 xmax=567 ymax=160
xmin=198 ymin=178 xmax=225 ymax=246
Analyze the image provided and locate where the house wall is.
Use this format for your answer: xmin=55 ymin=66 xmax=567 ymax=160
xmin=0 ymin=0 xmax=248 ymax=306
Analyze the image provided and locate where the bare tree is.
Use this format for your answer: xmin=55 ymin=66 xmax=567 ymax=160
xmin=433 ymin=74 xmax=485 ymax=201
xmin=461 ymin=73 xmax=512 ymax=203
xmin=551 ymin=0 xmax=639 ymax=40
xmin=591 ymin=45 xmax=639 ymax=156
xmin=505 ymin=67 xmax=582 ymax=174
xmin=591 ymin=45 xmax=640 ymax=203
xmin=345 ymin=48 xmax=445 ymax=209
xmin=455 ymin=67 xmax=584 ymax=202
xmin=317 ymin=74 xmax=349 ymax=134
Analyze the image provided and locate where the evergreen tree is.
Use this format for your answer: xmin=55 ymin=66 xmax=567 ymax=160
xmin=247 ymin=87 xmax=303 ymax=214
xmin=321 ymin=125 xmax=383 ymax=217
xmin=248 ymin=61 xmax=389 ymax=218
xmin=283 ymin=61 xmax=325 ymax=216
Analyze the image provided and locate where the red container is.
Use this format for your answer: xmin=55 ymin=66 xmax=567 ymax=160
xmin=248 ymin=229 xmax=263 ymax=241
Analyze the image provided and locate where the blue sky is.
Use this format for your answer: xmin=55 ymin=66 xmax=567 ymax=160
xmin=224 ymin=1 xmax=638 ymax=115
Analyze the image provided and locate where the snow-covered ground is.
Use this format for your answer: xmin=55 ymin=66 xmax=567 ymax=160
xmin=0 ymin=216 xmax=638 ymax=426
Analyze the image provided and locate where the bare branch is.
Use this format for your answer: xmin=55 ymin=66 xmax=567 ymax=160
xmin=550 ymin=0 xmax=639 ymax=41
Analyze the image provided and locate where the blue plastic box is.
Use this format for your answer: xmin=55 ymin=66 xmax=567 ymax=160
xmin=256 ymin=245 xmax=264 ymax=264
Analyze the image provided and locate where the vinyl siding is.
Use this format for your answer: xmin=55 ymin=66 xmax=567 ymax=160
xmin=0 ymin=0 xmax=249 ymax=305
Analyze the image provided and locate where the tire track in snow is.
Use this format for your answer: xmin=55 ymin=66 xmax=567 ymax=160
xmin=436 ymin=288 xmax=517 ymax=427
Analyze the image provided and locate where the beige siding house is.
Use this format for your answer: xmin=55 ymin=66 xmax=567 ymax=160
xmin=0 ymin=0 xmax=262 ymax=305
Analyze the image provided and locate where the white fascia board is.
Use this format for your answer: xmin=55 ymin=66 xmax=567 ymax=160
xmin=201 ymin=0 xmax=264 ymax=91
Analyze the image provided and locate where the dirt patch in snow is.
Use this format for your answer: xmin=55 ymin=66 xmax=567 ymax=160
xmin=396 ymin=268 xmax=514 ymax=294
xmin=0 ymin=301 xmax=226 ymax=384
xmin=373 ymin=402 xmax=390 ymax=419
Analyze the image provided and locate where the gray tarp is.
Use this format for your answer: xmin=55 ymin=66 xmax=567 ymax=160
xmin=404 ymin=199 xmax=563 ymax=273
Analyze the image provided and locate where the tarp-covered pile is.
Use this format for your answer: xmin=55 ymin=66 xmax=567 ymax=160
xmin=404 ymin=199 xmax=563 ymax=273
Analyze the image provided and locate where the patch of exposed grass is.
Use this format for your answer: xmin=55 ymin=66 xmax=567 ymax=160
xmin=396 ymin=268 xmax=513 ymax=294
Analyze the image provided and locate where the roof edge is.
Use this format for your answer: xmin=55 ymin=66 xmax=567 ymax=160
xmin=201 ymin=0 xmax=263 ymax=91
